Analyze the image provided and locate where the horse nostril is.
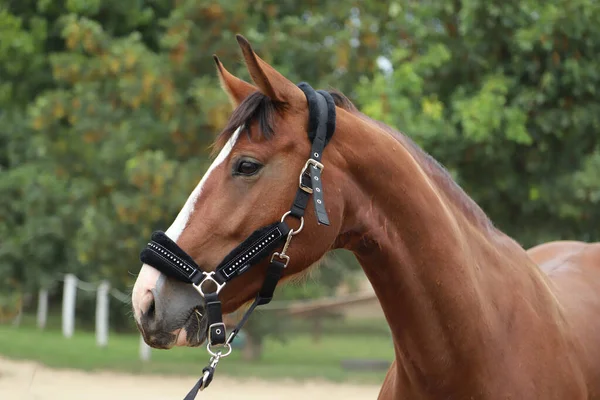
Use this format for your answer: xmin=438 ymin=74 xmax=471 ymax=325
xmin=147 ymin=298 xmax=156 ymax=319
xmin=139 ymin=290 xmax=156 ymax=320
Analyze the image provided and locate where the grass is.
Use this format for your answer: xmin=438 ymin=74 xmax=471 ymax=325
xmin=0 ymin=323 xmax=393 ymax=384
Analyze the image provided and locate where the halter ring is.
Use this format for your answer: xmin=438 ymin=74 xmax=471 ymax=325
xmin=280 ymin=211 xmax=304 ymax=235
xmin=206 ymin=342 xmax=232 ymax=358
xmin=193 ymin=271 xmax=226 ymax=297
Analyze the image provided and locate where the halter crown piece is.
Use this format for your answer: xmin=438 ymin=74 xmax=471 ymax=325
xmin=139 ymin=83 xmax=336 ymax=399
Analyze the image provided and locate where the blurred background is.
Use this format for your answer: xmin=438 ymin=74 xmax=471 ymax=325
xmin=0 ymin=0 xmax=599 ymax=398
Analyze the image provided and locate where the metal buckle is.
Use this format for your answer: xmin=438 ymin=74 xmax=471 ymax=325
xmin=193 ymin=271 xmax=226 ymax=297
xmin=208 ymin=322 xmax=227 ymax=346
xmin=270 ymin=252 xmax=290 ymax=267
xmin=299 ymin=158 xmax=324 ymax=194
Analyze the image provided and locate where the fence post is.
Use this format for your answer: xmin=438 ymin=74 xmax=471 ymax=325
xmin=96 ymin=281 xmax=110 ymax=347
xmin=62 ymin=274 xmax=78 ymax=338
xmin=37 ymin=289 xmax=48 ymax=329
xmin=140 ymin=335 xmax=151 ymax=361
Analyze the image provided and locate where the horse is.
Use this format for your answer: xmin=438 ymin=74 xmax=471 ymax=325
xmin=131 ymin=35 xmax=600 ymax=399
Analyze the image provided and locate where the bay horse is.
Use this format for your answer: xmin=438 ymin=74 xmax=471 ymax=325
xmin=131 ymin=35 xmax=600 ymax=399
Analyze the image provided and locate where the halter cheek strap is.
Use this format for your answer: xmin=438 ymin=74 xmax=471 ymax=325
xmin=139 ymin=83 xmax=335 ymax=399
xmin=291 ymin=83 xmax=336 ymax=225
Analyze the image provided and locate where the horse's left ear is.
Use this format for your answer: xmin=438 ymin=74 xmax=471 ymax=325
xmin=236 ymin=34 xmax=305 ymax=106
xmin=213 ymin=55 xmax=257 ymax=107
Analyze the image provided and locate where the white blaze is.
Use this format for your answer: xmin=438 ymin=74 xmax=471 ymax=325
xmin=166 ymin=125 xmax=243 ymax=241
xmin=132 ymin=126 xmax=243 ymax=321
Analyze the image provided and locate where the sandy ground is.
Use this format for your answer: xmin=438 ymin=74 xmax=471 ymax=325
xmin=0 ymin=356 xmax=381 ymax=400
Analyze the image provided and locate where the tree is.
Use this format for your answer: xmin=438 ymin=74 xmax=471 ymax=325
xmin=0 ymin=0 xmax=373 ymax=327
xmin=355 ymin=0 xmax=600 ymax=247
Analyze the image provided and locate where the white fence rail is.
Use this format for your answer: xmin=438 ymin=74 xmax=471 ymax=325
xmin=37 ymin=274 xmax=151 ymax=361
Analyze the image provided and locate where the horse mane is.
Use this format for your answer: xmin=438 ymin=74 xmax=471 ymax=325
xmin=213 ymin=89 xmax=494 ymax=230
xmin=213 ymin=91 xmax=284 ymax=153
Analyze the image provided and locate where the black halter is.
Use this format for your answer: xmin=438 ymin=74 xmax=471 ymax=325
xmin=139 ymin=83 xmax=336 ymax=398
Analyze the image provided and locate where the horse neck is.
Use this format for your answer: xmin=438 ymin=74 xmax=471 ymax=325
xmin=330 ymin=110 xmax=562 ymax=390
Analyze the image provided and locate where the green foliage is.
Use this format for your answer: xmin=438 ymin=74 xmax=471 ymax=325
xmin=356 ymin=0 xmax=600 ymax=246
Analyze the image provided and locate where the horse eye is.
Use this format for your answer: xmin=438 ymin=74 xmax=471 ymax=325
xmin=234 ymin=160 xmax=262 ymax=176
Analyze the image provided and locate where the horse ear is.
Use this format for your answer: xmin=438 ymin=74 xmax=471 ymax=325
xmin=213 ymin=55 xmax=257 ymax=107
xmin=235 ymin=34 xmax=305 ymax=106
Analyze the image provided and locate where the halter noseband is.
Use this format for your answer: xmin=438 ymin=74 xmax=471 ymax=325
xmin=139 ymin=83 xmax=336 ymax=398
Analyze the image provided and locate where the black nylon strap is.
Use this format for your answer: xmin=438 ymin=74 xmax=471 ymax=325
xmin=257 ymin=259 xmax=286 ymax=304
xmin=214 ymin=222 xmax=289 ymax=280
xmin=183 ymin=375 xmax=205 ymax=400
xmin=308 ymin=162 xmax=329 ymax=226
xmin=227 ymin=259 xmax=287 ymax=344
xmin=228 ymin=300 xmax=260 ymax=345
xmin=311 ymin=89 xmax=336 ymax=225
xmin=205 ymin=293 xmax=226 ymax=346
xmin=292 ymin=83 xmax=335 ymax=226
xmin=290 ymin=174 xmax=311 ymax=219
